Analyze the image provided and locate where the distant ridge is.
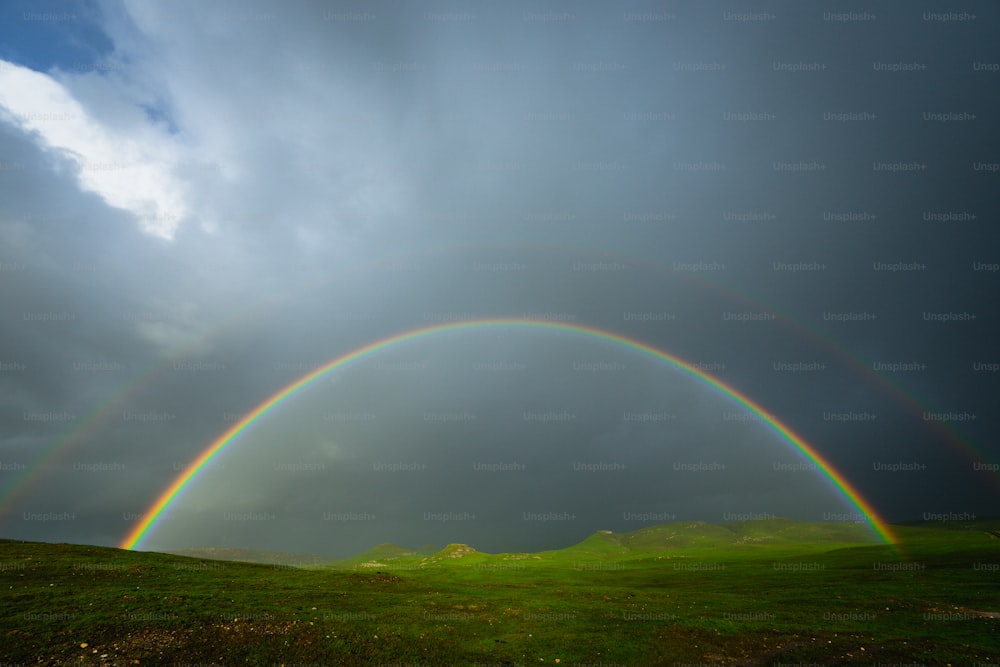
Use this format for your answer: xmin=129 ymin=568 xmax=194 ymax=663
xmin=894 ymin=516 xmax=1000 ymax=532
xmin=328 ymin=542 xmax=423 ymax=569
xmin=547 ymin=517 xmax=880 ymax=556
xmin=324 ymin=518 xmax=884 ymax=569
xmin=162 ymin=546 xmax=332 ymax=567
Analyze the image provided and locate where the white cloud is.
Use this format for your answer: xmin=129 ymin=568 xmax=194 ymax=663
xmin=5 ymin=1 xmax=422 ymax=251
xmin=0 ymin=60 xmax=188 ymax=239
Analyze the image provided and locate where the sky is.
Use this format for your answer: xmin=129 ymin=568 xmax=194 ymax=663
xmin=0 ymin=0 xmax=997 ymax=559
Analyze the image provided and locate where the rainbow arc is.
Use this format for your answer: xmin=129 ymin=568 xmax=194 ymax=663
xmin=121 ymin=318 xmax=898 ymax=550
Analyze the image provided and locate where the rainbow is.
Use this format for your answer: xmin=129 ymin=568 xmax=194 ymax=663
xmin=120 ymin=318 xmax=898 ymax=550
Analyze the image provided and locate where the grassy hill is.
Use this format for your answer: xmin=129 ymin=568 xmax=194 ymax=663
xmin=1 ymin=519 xmax=997 ymax=665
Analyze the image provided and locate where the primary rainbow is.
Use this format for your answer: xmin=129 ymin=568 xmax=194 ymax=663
xmin=121 ymin=317 xmax=897 ymax=550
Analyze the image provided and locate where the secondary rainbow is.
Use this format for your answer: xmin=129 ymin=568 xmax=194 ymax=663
xmin=121 ymin=318 xmax=898 ymax=549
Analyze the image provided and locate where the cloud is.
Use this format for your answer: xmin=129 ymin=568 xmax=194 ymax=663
xmin=0 ymin=60 xmax=188 ymax=238
xmin=0 ymin=0 xmax=995 ymax=556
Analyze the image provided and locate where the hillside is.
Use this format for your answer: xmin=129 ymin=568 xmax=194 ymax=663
xmin=1 ymin=521 xmax=998 ymax=665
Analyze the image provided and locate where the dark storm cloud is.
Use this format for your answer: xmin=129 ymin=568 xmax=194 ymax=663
xmin=0 ymin=0 xmax=996 ymax=556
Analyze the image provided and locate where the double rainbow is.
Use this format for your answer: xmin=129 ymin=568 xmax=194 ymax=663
xmin=121 ymin=318 xmax=897 ymax=550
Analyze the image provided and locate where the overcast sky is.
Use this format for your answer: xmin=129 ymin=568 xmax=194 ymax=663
xmin=0 ymin=0 xmax=997 ymax=558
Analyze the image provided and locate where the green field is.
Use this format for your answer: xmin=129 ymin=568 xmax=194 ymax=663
xmin=2 ymin=519 xmax=998 ymax=665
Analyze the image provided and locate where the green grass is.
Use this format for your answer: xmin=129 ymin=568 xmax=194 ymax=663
xmin=1 ymin=519 xmax=998 ymax=665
